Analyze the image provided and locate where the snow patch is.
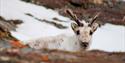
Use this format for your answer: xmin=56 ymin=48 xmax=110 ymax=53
xmin=89 ymin=24 xmax=125 ymax=52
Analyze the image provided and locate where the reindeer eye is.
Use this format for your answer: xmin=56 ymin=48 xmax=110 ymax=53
xmin=76 ymin=30 xmax=80 ymax=35
xmin=90 ymin=31 xmax=93 ymax=35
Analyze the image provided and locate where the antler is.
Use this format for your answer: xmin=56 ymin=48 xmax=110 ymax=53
xmin=66 ymin=9 xmax=83 ymax=26
xmin=89 ymin=12 xmax=101 ymax=26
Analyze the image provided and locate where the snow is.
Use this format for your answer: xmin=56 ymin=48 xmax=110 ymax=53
xmin=89 ymin=24 xmax=125 ymax=52
xmin=0 ymin=0 xmax=125 ymax=52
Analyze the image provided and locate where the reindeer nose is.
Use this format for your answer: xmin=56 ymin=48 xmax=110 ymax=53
xmin=80 ymin=42 xmax=89 ymax=48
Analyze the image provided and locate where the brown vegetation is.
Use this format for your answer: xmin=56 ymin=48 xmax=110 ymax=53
xmin=0 ymin=46 xmax=125 ymax=63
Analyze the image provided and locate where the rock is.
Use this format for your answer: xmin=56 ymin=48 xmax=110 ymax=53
xmin=0 ymin=16 xmax=23 ymax=40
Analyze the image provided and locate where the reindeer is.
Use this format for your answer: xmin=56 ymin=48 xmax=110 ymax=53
xmin=26 ymin=9 xmax=100 ymax=51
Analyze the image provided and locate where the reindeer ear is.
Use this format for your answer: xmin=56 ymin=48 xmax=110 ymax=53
xmin=71 ymin=23 xmax=79 ymax=31
xmin=91 ymin=23 xmax=99 ymax=32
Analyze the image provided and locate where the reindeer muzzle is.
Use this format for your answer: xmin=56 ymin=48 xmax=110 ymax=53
xmin=80 ymin=42 xmax=89 ymax=49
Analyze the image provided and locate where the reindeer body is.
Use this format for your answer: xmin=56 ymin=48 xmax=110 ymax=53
xmin=27 ymin=33 xmax=82 ymax=51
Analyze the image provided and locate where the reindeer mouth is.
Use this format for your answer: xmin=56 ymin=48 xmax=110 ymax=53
xmin=80 ymin=42 xmax=89 ymax=49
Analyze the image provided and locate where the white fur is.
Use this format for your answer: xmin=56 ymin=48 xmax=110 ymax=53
xmin=27 ymin=34 xmax=81 ymax=51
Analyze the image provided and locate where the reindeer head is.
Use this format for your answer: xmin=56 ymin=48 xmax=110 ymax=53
xmin=66 ymin=9 xmax=100 ymax=49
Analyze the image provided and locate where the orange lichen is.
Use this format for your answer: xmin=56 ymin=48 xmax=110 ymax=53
xmin=9 ymin=40 xmax=28 ymax=48
xmin=41 ymin=55 xmax=49 ymax=62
